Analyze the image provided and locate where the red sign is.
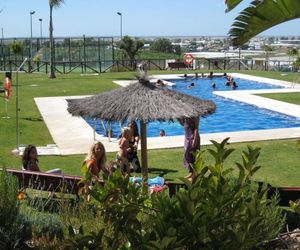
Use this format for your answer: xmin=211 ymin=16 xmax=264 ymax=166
xmin=3 ymin=77 xmax=11 ymax=100
xmin=183 ymin=53 xmax=195 ymax=65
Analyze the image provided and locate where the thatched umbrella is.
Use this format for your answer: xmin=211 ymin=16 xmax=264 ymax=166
xmin=67 ymin=75 xmax=216 ymax=178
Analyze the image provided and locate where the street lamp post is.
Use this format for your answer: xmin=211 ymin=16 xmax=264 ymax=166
xmin=117 ymin=12 xmax=122 ymax=40
xmin=39 ymin=18 xmax=42 ymax=47
xmin=30 ymin=11 xmax=35 ymax=61
xmin=13 ymin=58 xmax=28 ymax=155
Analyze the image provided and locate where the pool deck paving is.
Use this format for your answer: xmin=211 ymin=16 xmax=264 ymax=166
xmin=34 ymin=73 xmax=300 ymax=155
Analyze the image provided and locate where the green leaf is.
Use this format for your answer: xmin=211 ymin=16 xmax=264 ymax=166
xmin=68 ymin=225 xmax=75 ymax=237
xmin=190 ymin=187 xmax=200 ymax=201
xmin=179 ymin=177 xmax=192 ymax=188
xmin=223 ymin=148 xmax=235 ymax=161
xmin=228 ymin=0 xmax=300 ymax=46
xmin=222 ymin=167 xmax=234 ymax=176
xmin=225 ymin=0 xmax=243 ymax=12
xmin=249 ymin=165 xmax=261 ymax=176
xmin=79 ymin=225 xmax=84 ymax=235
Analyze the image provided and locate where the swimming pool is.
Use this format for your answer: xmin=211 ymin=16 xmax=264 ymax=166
xmin=85 ymin=76 xmax=300 ymax=137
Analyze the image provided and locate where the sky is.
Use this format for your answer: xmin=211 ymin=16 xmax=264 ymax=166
xmin=1 ymin=0 xmax=300 ymax=38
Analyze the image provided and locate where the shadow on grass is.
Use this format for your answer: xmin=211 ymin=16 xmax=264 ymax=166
xmin=148 ymin=167 xmax=178 ymax=177
xmin=23 ymin=117 xmax=43 ymax=122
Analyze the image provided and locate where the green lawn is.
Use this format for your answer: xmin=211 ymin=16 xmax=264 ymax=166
xmin=238 ymin=70 xmax=300 ymax=83
xmin=1 ymin=70 xmax=300 ymax=187
xmin=257 ymin=92 xmax=300 ymax=105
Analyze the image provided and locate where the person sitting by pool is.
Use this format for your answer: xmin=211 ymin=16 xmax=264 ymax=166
xmin=117 ymin=127 xmax=131 ymax=175
xmin=194 ymin=73 xmax=199 ymax=78
xmin=231 ymin=81 xmax=238 ymax=90
xmin=22 ymin=144 xmax=62 ymax=174
xmin=156 ymin=79 xmax=165 ymax=87
xmin=223 ymin=72 xmax=227 ymax=78
xmin=84 ymin=141 xmax=110 ymax=178
xmin=211 ymin=82 xmax=216 ymax=89
xmin=183 ymin=73 xmax=187 ymax=78
xmin=207 ymin=71 xmax=214 ymax=78
xmin=187 ymin=82 xmax=195 ymax=89
xmin=159 ymin=129 xmax=165 ymax=137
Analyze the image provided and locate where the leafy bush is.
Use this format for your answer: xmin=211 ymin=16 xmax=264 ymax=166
xmin=88 ymin=168 xmax=152 ymax=248
xmin=148 ymin=138 xmax=285 ymax=249
xmin=72 ymin=138 xmax=285 ymax=249
xmin=0 ymin=168 xmax=19 ymax=228
xmin=20 ymin=205 xmax=64 ymax=240
xmin=9 ymin=40 xmax=24 ymax=55
xmin=0 ymin=168 xmax=33 ymax=249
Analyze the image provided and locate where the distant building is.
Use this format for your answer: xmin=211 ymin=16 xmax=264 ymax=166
xmin=272 ymin=40 xmax=300 ymax=48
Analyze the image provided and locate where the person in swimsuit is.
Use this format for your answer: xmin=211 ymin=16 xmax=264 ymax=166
xmin=128 ymin=121 xmax=141 ymax=173
xmin=84 ymin=141 xmax=109 ymax=178
xmin=117 ymin=127 xmax=131 ymax=175
xmin=179 ymin=117 xmax=200 ymax=180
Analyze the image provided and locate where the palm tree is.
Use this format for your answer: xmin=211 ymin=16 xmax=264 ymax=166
xmin=49 ymin=0 xmax=64 ymax=78
xmin=225 ymin=0 xmax=300 ymax=47
xmin=262 ymin=44 xmax=273 ymax=70
xmin=287 ymin=48 xmax=300 ymax=70
xmin=287 ymin=48 xmax=299 ymax=59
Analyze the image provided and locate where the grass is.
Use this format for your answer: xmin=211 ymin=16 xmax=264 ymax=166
xmin=0 ymin=70 xmax=300 ymax=187
xmin=256 ymin=92 xmax=300 ymax=105
xmin=238 ymin=70 xmax=300 ymax=82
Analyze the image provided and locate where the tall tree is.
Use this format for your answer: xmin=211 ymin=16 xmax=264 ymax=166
xmin=150 ymin=38 xmax=173 ymax=53
xmin=49 ymin=0 xmax=64 ymax=79
xmin=263 ymin=44 xmax=273 ymax=70
xmin=287 ymin=48 xmax=299 ymax=59
xmin=119 ymin=35 xmax=144 ymax=61
xmin=287 ymin=48 xmax=300 ymax=69
xmin=225 ymin=0 xmax=300 ymax=47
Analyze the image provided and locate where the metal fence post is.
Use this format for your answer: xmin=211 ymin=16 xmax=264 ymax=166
xmin=83 ymin=34 xmax=86 ymax=73
xmin=68 ymin=38 xmax=71 ymax=71
xmin=98 ymin=38 xmax=101 ymax=73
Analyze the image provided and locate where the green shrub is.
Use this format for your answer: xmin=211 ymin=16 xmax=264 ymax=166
xmin=20 ymin=205 xmax=64 ymax=240
xmin=71 ymin=138 xmax=285 ymax=249
xmin=148 ymin=138 xmax=285 ymax=249
xmin=0 ymin=168 xmax=19 ymax=228
xmin=9 ymin=40 xmax=24 ymax=55
xmin=0 ymin=168 xmax=33 ymax=249
xmin=88 ymin=168 xmax=152 ymax=247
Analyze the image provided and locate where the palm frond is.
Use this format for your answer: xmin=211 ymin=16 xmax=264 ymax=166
xmin=229 ymin=0 xmax=300 ymax=47
xmin=49 ymin=0 xmax=65 ymax=8
xmin=225 ymin=0 xmax=244 ymax=12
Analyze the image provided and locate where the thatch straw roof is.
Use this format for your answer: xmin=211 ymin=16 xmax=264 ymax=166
xmin=67 ymin=79 xmax=216 ymax=123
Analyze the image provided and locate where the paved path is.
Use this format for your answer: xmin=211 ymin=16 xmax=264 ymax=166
xmin=34 ymin=73 xmax=300 ymax=155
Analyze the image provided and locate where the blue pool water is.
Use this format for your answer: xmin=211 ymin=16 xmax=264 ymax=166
xmin=85 ymin=76 xmax=300 ymax=137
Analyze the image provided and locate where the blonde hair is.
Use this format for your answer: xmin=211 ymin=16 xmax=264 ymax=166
xmin=121 ymin=127 xmax=130 ymax=137
xmin=85 ymin=141 xmax=106 ymax=168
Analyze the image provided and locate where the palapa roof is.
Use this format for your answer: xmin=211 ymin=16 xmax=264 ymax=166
xmin=67 ymin=78 xmax=216 ymax=123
